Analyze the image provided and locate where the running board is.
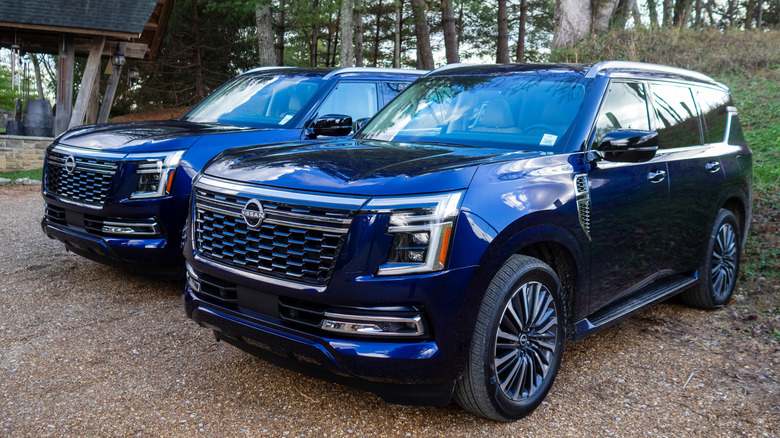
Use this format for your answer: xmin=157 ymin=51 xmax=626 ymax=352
xmin=573 ymin=274 xmax=699 ymax=341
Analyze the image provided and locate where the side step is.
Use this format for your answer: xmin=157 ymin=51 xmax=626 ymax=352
xmin=573 ymin=273 xmax=699 ymax=341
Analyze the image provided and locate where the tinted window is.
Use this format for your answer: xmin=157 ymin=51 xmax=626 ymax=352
xmin=651 ymin=83 xmax=702 ymax=149
xmin=381 ymin=81 xmax=412 ymax=103
xmin=594 ymin=82 xmax=650 ymax=145
xmin=182 ymin=74 xmax=323 ymax=128
xmin=695 ymin=86 xmax=730 ymax=144
xmin=358 ymin=74 xmax=588 ymax=152
xmin=316 ymin=82 xmax=379 ymax=125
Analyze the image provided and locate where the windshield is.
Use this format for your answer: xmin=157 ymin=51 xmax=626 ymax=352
xmin=182 ymin=74 xmax=324 ymax=128
xmin=357 ymin=73 xmax=589 ymax=152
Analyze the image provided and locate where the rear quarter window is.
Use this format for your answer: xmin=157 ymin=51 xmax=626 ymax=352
xmin=695 ymin=86 xmax=731 ymax=144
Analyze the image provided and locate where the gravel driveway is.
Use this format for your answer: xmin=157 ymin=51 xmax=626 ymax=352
xmin=1 ymin=185 xmax=777 ymax=436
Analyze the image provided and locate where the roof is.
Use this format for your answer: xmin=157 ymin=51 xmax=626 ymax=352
xmin=0 ymin=0 xmax=173 ymax=61
xmin=0 ymin=0 xmax=158 ymax=36
xmin=242 ymin=66 xmax=426 ymax=80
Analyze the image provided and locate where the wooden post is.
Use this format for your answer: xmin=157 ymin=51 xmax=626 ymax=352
xmin=98 ymin=42 xmax=126 ymax=124
xmin=54 ymin=35 xmax=75 ymax=136
xmin=84 ymin=66 xmax=101 ymax=125
xmin=69 ymin=36 xmax=106 ymax=129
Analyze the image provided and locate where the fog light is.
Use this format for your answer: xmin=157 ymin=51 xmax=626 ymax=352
xmin=185 ymin=263 xmax=200 ymax=293
xmin=320 ymin=312 xmax=425 ymax=337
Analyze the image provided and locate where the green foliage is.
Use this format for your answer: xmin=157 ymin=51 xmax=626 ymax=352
xmin=0 ymin=64 xmax=41 ymax=112
xmin=0 ymin=168 xmax=43 ymax=181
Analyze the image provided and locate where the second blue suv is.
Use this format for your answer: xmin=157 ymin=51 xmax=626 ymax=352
xmin=41 ymin=67 xmax=423 ymax=278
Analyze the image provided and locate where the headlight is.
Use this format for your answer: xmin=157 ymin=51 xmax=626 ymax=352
xmin=127 ymin=150 xmax=185 ymax=199
xmin=363 ymin=191 xmax=464 ymax=276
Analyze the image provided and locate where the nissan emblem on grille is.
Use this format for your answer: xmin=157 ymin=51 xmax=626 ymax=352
xmin=65 ymin=156 xmax=77 ymax=174
xmin=241 ymin=199 xmax=266 ymax=229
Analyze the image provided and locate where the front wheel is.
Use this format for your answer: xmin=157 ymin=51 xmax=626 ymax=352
xmin=681 ymin=208 xmax=741 ymax=309
xmin=454 ymin=255 xmax=565 ymax=421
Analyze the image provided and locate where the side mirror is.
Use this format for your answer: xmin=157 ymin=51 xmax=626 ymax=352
xmin=311 ymin=114 xmax=353 ymax=138
xmin=595 ymin=130 xmax=659 ymax=163
xmin=355 ymin=117 xmax=371 ymax=131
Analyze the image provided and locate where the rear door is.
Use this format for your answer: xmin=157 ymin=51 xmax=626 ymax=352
xmin=649 ymin=82 xmax=726 ymax=273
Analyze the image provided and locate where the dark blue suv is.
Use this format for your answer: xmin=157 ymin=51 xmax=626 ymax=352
xmin=41 ymin=67 xmax=423 ymax=277
xmin=182 ymin=62 xmax=752 ymax=420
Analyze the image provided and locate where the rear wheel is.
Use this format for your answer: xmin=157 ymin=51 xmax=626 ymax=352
xmin=681 ymin=208 xmax=741 ymax=309
xmin=455 ymin=255 xmax=565 ymax=421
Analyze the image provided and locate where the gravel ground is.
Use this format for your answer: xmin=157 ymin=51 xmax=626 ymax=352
xmin=1 ymin=185 xmax=778 ymax=437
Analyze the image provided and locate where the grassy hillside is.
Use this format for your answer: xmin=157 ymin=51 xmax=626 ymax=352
xmin=552 ymin=29 xmax=780 ymax=282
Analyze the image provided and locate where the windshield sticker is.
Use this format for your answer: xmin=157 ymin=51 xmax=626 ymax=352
xmin=540 ymin=134 xmax=557 ymax=146
xmin=279 ymin=114 xmax=294 ymax=125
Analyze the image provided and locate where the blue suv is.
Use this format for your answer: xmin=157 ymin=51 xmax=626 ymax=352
xmin=183 ymin=62 xmax=752 ymax=420
xmin=41 ymin=67 xmax=423 ymax=278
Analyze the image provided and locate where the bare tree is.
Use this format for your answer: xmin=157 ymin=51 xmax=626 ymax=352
xmin=256 ymin=2 xmax=275 ymax=66
xmin=411 ymin=0 xmax=434 ymax=69
xmin=276 ymin=0 xmax=286 ymax=65
xmin=515 ymin=0 xmax=527 ymax=63
xmin=663 ymin=0 xmax=673 ymax=27
xmin=340 ymin=0 xmax=354 ymax=67
xmin=442 ymin=0 xmax=459 ymax=63
xmin=497 ymin=0 xmax=509 ymax=63
xmin=394 ymin=0 xmax=403 ymax=68
xmin=355 ymin=0 xmax=364 ymax=66
xmin=552 ymin=0 xmax=618 ymax=49
xmin=647 ymin=0 xmax=660 ymax=28
xmin=29 ymin=54 xmax=45 ymax=98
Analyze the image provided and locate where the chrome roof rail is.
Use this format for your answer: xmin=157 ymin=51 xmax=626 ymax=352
xmin=241 ymin=66 xmax=298 ymax=75
xmin=423 ymin=63 xmax=476 ymax=77
xmin=323 ymin=67 xmax=427 ymax=79
xmin=585 ymin=61 xmax=720 ymax=85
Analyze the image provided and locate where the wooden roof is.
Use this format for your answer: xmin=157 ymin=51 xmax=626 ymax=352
xmin=0 ymin=0 xmax=174 ymax=61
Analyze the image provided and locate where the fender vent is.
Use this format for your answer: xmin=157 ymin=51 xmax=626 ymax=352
xmin=574 ymin=174 xmax=591 ymax=239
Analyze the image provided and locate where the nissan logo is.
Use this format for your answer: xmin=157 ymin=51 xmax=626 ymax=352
xmin=241 ymin=199 xmax=266 ymax=229
xmin=64 ymin=155 xmax=77 ymax=173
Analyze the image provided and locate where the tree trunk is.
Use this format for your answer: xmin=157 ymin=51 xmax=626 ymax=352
xmin=193 ymin=3 xmax=204 ymax=100
xmin=727 ymin=0 xmax=737 ymax=27
xmin=373 ymin=0 xmax=382 ymax=66
xmin=394 ymin=0 xmax=402 ymax=68
xmin=647 ymin=0 xmax=659 ymax=28
xmin=551 ymin=0 xmax=592 ymax=49
xmin=756 ymin=0 xmax=764 ymax=28
xmin=29 ymin=54 xmax=45 ymax=98
xmin=311 ymin=0 xmax=320 ymax=67
xmin=662 ymin=0 xmax=673 ymax=27
xmin=515 ymin=0 xmax=527 ymax=63
xmin=497 ymin=0 xmax=509 ymax=63
xmin=442 ymin=0 xmax=459 ymax=63
xmin=593 ymin=0 xmax=619 ymax=33
xmin=256 ymin=2 xmax=275 ymax=66
xmin=339 ymin=0 xmax=354 ymax=68
xmin=411 ymin=0 xmax=434 ymax=69
xmin=611 ymin=0 xmax=631 ymax=29
xmin=630 ymin=0 xmax=642 ymax=27
xmin=276 ymin=0 xmax=286 ymax=65
xmin=745 ymin=0 xmax=756 ymax=29
xmin=355 ymin=0 xmax=364 ymax=66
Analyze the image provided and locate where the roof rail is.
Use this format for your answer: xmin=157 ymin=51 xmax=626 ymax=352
xmin=585 ymin=61 xmax=719 ymax=85
xmin=241 ymin=66 xmax=298 ymax=75
xmin=423 ymin=63 xmax=475 ymax=77
xmin=323 ymin=67 xmax=427 ymax=79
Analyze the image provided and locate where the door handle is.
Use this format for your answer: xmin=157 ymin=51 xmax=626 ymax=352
xmin=705 ymin=161 xmax=721 ymax=173
xmin=648 ymin=170 xmax=666 ymax=183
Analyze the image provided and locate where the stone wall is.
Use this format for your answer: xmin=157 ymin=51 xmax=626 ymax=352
xmin=0 ymin=135 xmax=53 ymax=171
xmin=0 ymin=109 xmax=13 ymax=127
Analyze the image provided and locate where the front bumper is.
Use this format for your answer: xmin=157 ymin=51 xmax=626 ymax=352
xmin=182 ymin=262 xmax=480 ymax=405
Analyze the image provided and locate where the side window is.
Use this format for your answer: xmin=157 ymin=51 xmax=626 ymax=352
xmin=695 ymin=86 xmax=730 ymax=144
xmin=316 ymin=82 xmax=379 ymax=128
xmin=594 ymin=82 xmax=650 ymax=145
xmin=380 ymin=81 xmax=412 ymax=104
xmin=651 ymin=83 xmax=702 ymax=149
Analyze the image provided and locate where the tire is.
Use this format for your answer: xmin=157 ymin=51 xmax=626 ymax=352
xmin=454 ymin=255 xmax=565 ymax=421
xmin=680 ymin=208 xmax=741 ymax=309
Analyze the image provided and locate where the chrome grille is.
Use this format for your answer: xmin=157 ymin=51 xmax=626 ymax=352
xmin=45 ymin=148 xmax=119 ymax=206
xmin=193 ymin=183 xmax=360 ymax=285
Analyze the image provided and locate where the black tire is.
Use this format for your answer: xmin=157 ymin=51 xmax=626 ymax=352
xmin=454 ymin=255 xmax=565 ymax=421
xmin=680 ymin=208 xmax=741 ymax=309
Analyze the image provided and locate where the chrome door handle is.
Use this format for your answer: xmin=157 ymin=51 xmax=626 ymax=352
xmin=648 ymin=170 xmax=667 ymax=183
xmin=705 ymin=161 xmax=721 ymax=173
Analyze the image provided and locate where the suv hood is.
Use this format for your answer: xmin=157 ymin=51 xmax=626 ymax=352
xmin=56 ymin=120 xmax=270 ymax=153
xmin=204 ymin=139 xmax=538 ymax=196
